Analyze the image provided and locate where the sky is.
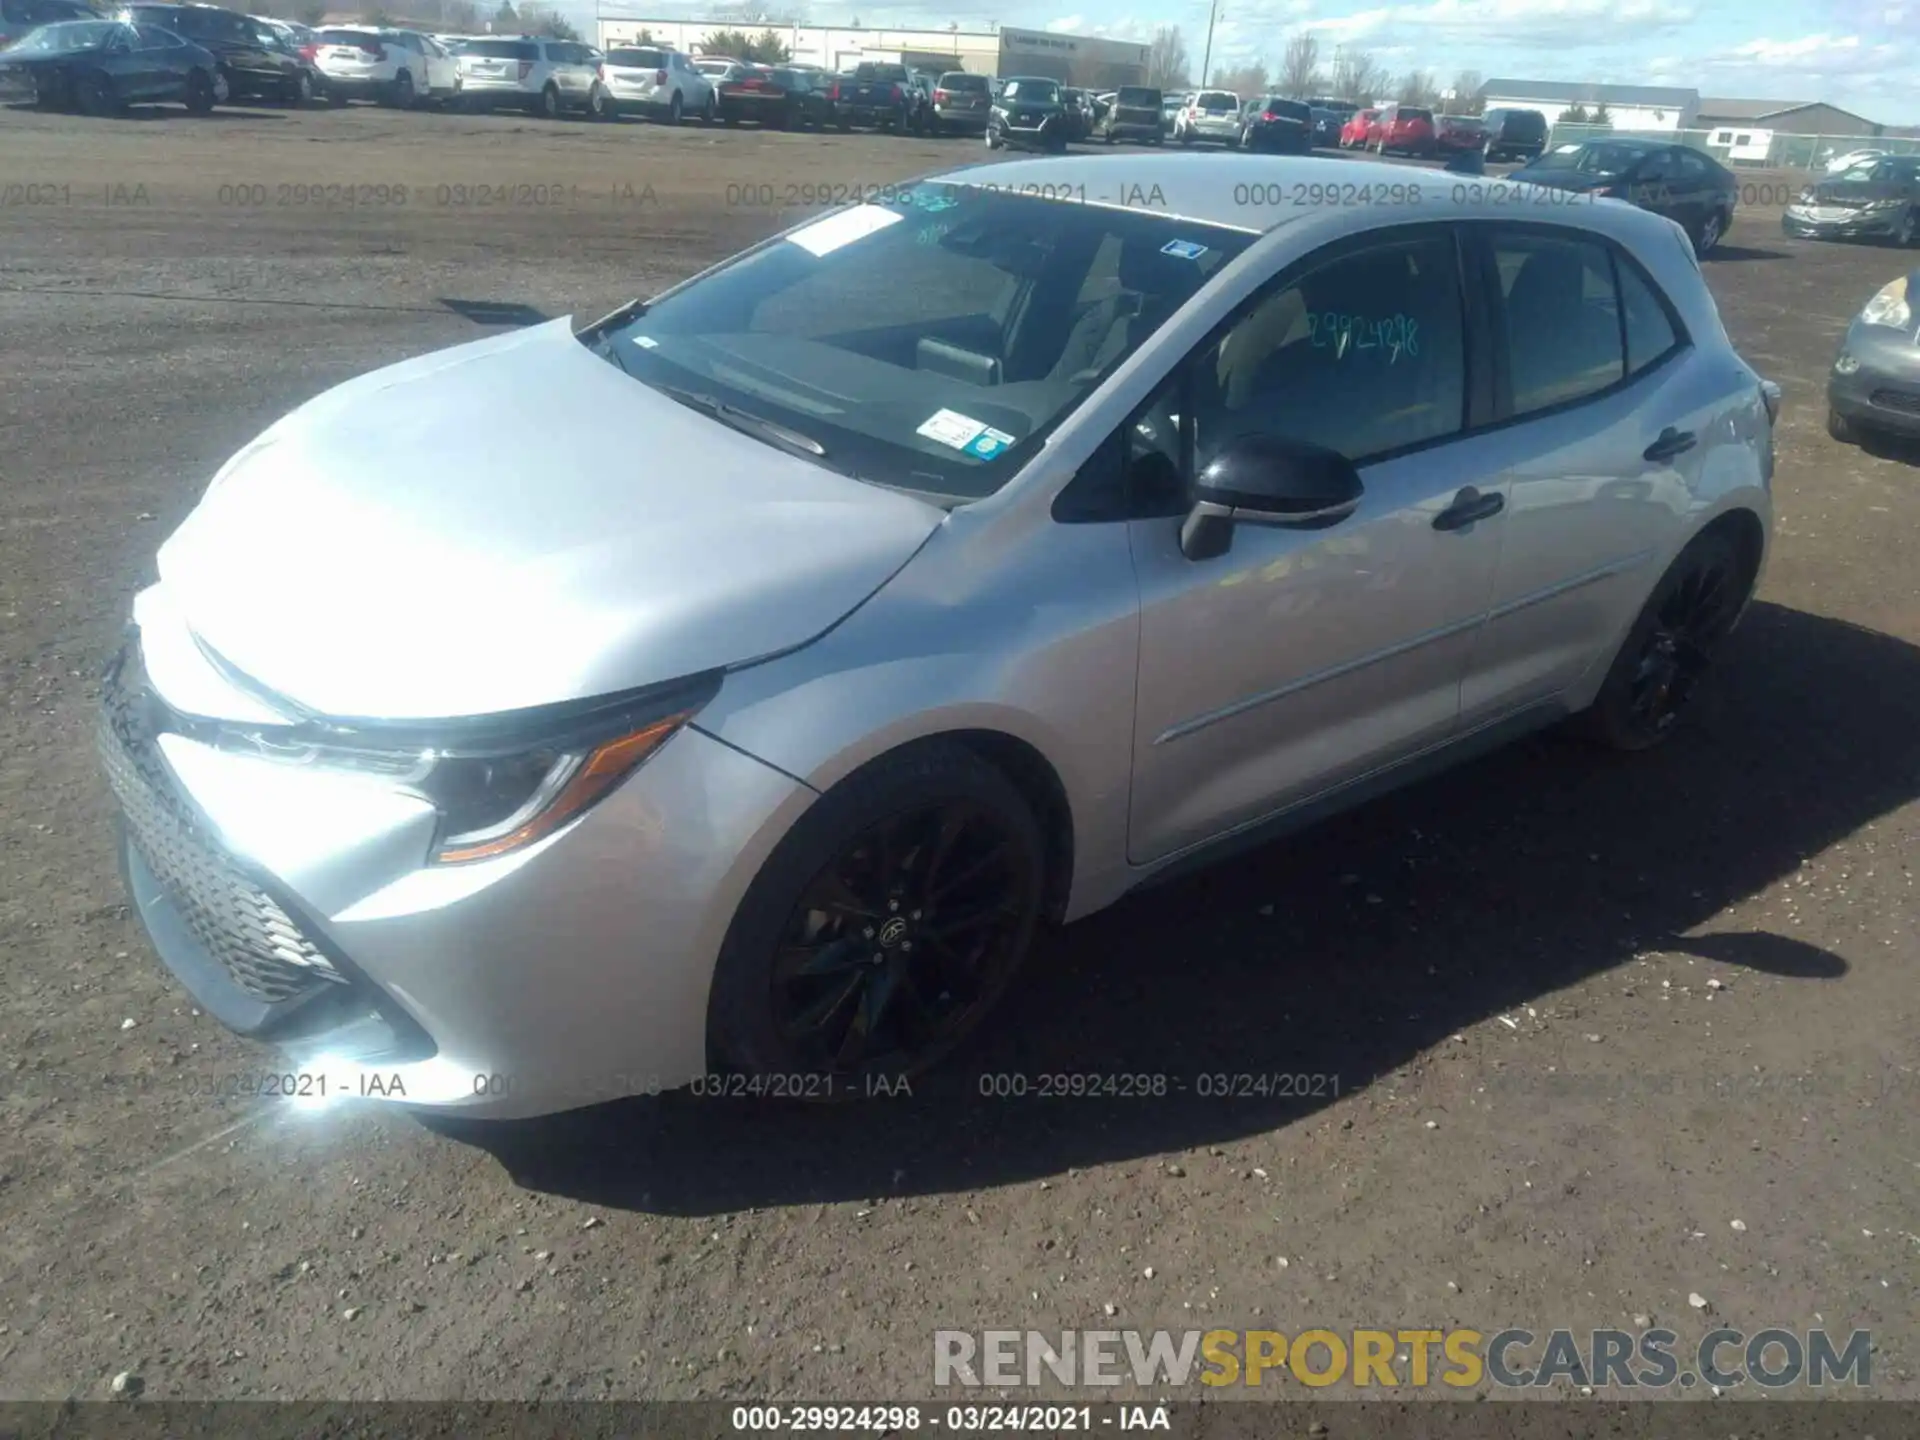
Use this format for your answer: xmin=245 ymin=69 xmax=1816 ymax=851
xmin=585 ymin=0 xmax=1920 ymax=124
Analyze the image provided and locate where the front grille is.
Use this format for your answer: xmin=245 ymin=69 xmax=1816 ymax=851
xmin=99 ymin=647 xmax=348 ymax=1006
xmin=1869 ymin=388 xmax=1920 ymax=415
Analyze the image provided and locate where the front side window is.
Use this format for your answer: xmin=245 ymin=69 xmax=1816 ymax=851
xmin=1192 ymin=232 xmax=1467 ymax=464
xmin=587 ymin=184 xmax=1255 ymax=501
xmin=1489 ymin=229 xmax=1624 ymax=414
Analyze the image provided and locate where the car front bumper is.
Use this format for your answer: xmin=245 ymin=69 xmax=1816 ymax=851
xmin=1783 ymin=205 xmax=1906 ymax=239
xmin=1829 ymin=321 xmax=1920 ymax=436
xmin=100 ymin=602 xmax=815 ymax=1119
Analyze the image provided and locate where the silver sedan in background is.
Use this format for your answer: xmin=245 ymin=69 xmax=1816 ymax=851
xmin=101 ymin=156 xmax=1778 ymax=1118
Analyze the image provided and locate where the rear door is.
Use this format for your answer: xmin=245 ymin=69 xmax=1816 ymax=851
xmin=1457 ymin=221 xmax=1706 ymax=720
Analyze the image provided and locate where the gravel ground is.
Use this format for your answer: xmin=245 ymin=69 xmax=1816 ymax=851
xmin=0 ymin=100 xmax=1915 ymax=1408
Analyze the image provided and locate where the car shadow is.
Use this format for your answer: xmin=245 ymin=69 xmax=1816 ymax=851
xmin=1704 ymin=244 xmax=1787 ymax=263
xmin=1854 ymin=428 xmax=1920 ymax=465
xmin=433 ymin=602 xmax=1913 ymax=1214
xmin=438 ymin=298 xmax=552 ymax=327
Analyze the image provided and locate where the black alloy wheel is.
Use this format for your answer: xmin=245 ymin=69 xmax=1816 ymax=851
xmin=709 ymin=742 xmax=1045 ymax=1091
xmin=1580 ymin=530 xmax=1746 ymax=750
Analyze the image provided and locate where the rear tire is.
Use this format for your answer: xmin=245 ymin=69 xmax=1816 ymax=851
xmin=706 ymin=741 xmax=1046 ymax=1094
xmin=701 ymin=92 xmax=716 ymax=124
xmin=282 ymin=68 xmax=312 ymax=105
xmin=1574 ymin=529 xmax=1748 ymax=751
xmin=538 ymin=82 xmax=560 ymax=118
xmin=1693 ymin=208 xmax=1725 ymax=255
xmin=183 ymin=67 xmax=216 ymax=114
xmin=75 ymin=67 xmax=116 ymax=116
xmin=587 ymin=82 xmax=609 ymax=120
xmin=667 ymin=90 xmax=682 ymax=124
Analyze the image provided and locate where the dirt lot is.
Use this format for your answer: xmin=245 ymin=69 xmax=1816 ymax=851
xmin=0 ymin=100 xmax=1916 ymax=1408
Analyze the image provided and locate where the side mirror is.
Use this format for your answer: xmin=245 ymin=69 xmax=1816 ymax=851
xmin=1178 ymin=433 xmax=1364 ymax=561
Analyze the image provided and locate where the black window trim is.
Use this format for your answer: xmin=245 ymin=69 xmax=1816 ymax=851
xmin=1056 ymin=221 xmax=1484 ymax=524
xmin=1465 ymin=218 xmax=1693 ymax=432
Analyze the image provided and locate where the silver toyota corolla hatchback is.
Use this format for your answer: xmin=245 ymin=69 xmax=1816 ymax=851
xmin=102 ymin=155 xmax=1780 ymax=1117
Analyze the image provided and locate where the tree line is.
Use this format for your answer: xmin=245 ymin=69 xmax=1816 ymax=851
xmin=1147 ymin=26 xmax=1490 ymax=115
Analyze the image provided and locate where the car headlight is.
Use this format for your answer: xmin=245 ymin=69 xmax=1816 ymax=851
xmin=1861 ymin=275 xmax=1911 ymax=329
xmin=206 ymin=672 xmax=719 ymax=864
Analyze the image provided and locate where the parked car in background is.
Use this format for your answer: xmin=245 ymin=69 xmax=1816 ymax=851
xmin=717 ymin=63 xmax=831 ymax=129
xmin=1308 ymin=105 xmax=1347 ymax=147
xmin=311 ymin=25 xmax=458 ymax=108
xmin=830 ymin=60 xmax=919 ymax=132
xmin=1175 ymin=88 xmax=1240 ymax=145
xmin=598 ymin=42 xmax=713 ymax=123
xmin=1827 ymin=271 xmax=1920 ymax=443
xmin=1482 ymin=106 xmax=1548 ymax=162
xmin=1339 ymin=107 xmax=1377 ymax=147
xmin=125 ymin=2 xmax=306 ymax=103
xmin=1159 ymin=90 xmax=1185 ymax=132
xmin=1236 ymin=95 xmax=1312 ymax=153
xmin=1101 ymin=83 xmax=1162 ymax=144
xmin=0 ymin=17 xmax=219 ymax=111
xmin=692 ymin=54 xmax=752 ymax=84
xmin=1512 ymin=139 xmax=1739 ymax=254
xmin=101 ymin=156 xmax=1778 ymax=1116
xmin=1783 ymin=154 xmax=1920 ymax=245
xmin=1435 ymin=113 xmax=1488 ymax=154
xmin=986 ymin=73 xmax=1065 ymax=151
xmin=929 ymin=70 xmax=990 ymax=135
xmin=1823 ymin=147 xmax=1888 ymax=174
xmin=1 ymin=0 xmax=99 ymax=53
xmin=1369 ymin=102 xmax=1435 ymax=156
xmin=1058 ymin=85 xmax=1094 ymax=141
xmin=454 ymin=34 xmax=600 ymax=118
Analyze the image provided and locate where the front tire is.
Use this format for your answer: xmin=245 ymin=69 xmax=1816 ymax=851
xmin=1827 ymin=407 xmax=1859 ymax=443
xmin=1895 ymin=206 xmax=1917 ymax=247
xmin=388 ymin=69 xmax=415 ymax=108
xmin=1693 ymin=208 xmax=1725 ymax=255
xmin=587 ymin=82 xmax=610 ymax=120
xmin=538 ymin=81 xmax=561 ymax=119
xmin=1574 ymin=529 xmax=1748 ymax=751
xmin=985 ymin=126 xmax=1001 ymax=149
xmin=707 ymin=741 xmax=1046 ymax=1092
xmin=282 ymin=68 xmax=312 ymax=105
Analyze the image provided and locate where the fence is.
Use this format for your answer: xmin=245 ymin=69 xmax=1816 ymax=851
xmin=1543 ymin=123 xmax=1920 ymax=173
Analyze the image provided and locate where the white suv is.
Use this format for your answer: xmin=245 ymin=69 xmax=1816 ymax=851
xmin=455 ymin=35 xmax=607 ymax=118
xmin=312 ymin=26 xmax=459 ymax=107
xmin=600 ymin=42 xmax=714 ymax=123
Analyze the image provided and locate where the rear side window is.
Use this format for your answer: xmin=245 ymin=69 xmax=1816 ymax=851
xmin=1195 ymin=231 xmax=1467 ymax=463
xmin=1489 ymin=229 xmax=1625 ymax=414
xmin=1617 ymin=256 xmax=1681 ymax=375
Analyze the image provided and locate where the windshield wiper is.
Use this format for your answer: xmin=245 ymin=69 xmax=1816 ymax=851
xmin=653 ymin=384 xmax=828 ymax=459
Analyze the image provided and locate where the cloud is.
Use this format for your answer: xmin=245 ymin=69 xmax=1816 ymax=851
xmin=1278 ymin=0 xmax=1694 ymax=44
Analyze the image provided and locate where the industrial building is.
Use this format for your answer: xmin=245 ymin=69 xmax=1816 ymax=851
xmin=593 ymin=18 xmax=1148 ymax=86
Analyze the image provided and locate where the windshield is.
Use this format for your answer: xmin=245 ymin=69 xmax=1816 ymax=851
xmin=586 ymin=184 xmax=1252 ymax=502
xmin=1197 ymin=91 xmax=1236 ymax=112
xmin=1002 ymin=78 xmax=1057 ymax=101
xmin=5 ymin=17 xmax=117 ymax=48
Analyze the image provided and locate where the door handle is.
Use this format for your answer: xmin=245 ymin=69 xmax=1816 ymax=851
xmin=1433 ymin=485 xmax=1505 ymax=532
xmin=1644 ymin=427 xmax=1697 ymax=462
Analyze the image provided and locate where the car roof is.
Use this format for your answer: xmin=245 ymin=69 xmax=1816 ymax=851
xmin=928 ymin=153 xmax=1706 ymax=241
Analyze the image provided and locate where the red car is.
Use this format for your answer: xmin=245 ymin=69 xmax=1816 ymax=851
xmin=1369 ymin=102 xmax=1436 ymax=156
xmin=1339 ymin=108 xmax=1377 ymax=148
xmin=1435 ymin=114 xmax=1489 ymax=153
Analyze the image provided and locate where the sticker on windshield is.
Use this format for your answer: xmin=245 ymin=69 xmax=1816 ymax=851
xmin=1161 ymin=239 xmax=1210 ymax=260
xmin=965 ymin=426 xmax=1017 ymax=460
xmin=905 ymin=187 xmax=960 ymax=214
xmin=917 ymin=410 xmax=1016 ymax=457
xmin=787 ymin=204 xmax=904 ymax=257
xmin=631 ymin=335 xmax=658 ymax=349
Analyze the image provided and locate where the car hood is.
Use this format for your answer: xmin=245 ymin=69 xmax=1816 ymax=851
xmin=157 ymin=317 xmax=945 ymax=721
xmin=1809 ymin=180 xmax=1909 ymax=205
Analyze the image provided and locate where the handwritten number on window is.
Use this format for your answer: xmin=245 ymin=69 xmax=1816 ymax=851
xmin=1306 ymin=312 xmax=1420 ymax=364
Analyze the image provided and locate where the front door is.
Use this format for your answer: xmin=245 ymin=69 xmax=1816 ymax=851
xmin=1126 ymin=226 xmax=1507 ymax=865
